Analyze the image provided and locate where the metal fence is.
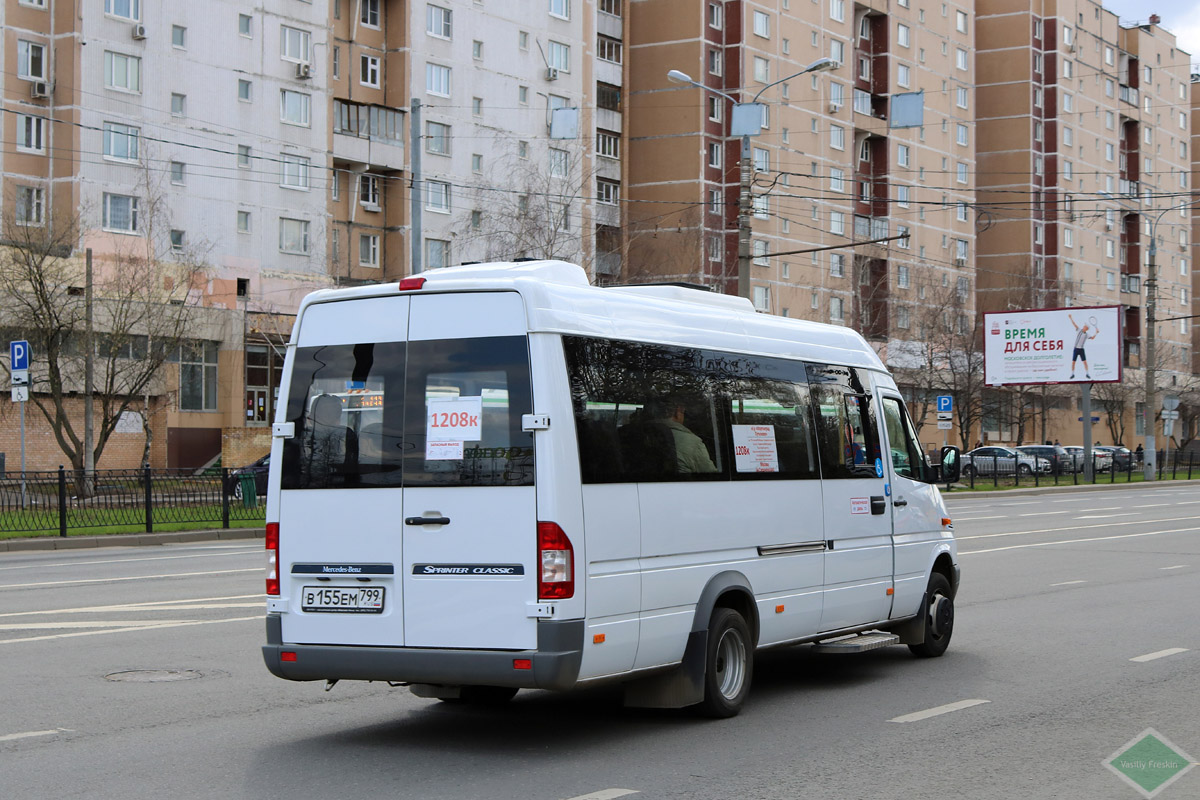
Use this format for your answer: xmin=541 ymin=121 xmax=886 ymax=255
xmin=960 ymin=449 xmax=1196 ymax=490
xmin=0 ymin=467 xmax=265 ymax=536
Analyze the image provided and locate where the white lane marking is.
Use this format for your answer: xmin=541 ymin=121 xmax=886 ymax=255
xmin=1051 ymin=580 xmax=1087 ymax=586
xmin=0 ymin=568 xmax=260 ymax=590
xmin=1160 ymin=565 xmax=1190 ymax=570
xmin=956 ymin=515 xmax=1200 ymax=542
xmin=0 ymin=728 xmax=72 ymax=743
xmin=1019 ymin=511 xmax=1075 ymax=516
xmin=949 ymin=515 xmax=1006 ymax=521
xmin=0 ymin=548 xmax=259 ymax=572
xmin=0 ymin=595 xmax=263 ymax=619
xmin=0 ymin=615 xmax=261 ymax=645
xmin=1076 ymin=513 xmax=1139 ymax=519
xmin=1004 ymin=502 xmax=1039 ymax=506
xmin=561 ymin=791 xmax=639 ymax=800
xmin=1130 ymin=648 xmax=1189 ymax=663
xmin=0 ymin=620 xmax=192 ymax=630
xmin=961 ymin=526 xmax=1199 ymax=555
xmin=889 ymin=699 xmax=990 ymax=723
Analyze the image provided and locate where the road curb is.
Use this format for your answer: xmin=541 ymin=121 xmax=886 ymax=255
xmin=943 ymin=477 xmax=1200 ymax=500
xmin=0 ymin=527 xmax=263 ymax=552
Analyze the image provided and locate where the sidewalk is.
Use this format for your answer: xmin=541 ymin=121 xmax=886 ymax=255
xmin=942 ymin=476 xmax=1200 ymax=500
xmin=0 ymin=527 xmax=263 ymax=552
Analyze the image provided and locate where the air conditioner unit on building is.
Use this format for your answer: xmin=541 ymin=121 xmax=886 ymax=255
xmin=1066 ymin=43 xmax=1076 ymax=53
xmin=828 ymin=102 xmax=841 ymax=113
xmin=954 ymin=257 xmax=967 ymax=267
xmin=132 ymin=23 xmax=147 ymax=40
xmin=30 ymin=81 xmax=50 ymax=99
xmin=296 ymin=62 xmax=313 ymax=79
xmin=545 ymin=67 xmax=559 ymax=81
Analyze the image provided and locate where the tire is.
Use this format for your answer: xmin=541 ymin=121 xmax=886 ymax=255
xmin=441 ymin=685 xmax=519 ymax=705
xmin=1017 ymin=463 xmax=1032 ymax=476
xmin=698 ymin=607 xmax=753 ymax=718
xmin=962 ymin=464 xmax=975 ymax=479
xmin=908 ymin=572 xmax=955 ymax=658
xmin=231 ymin=481 xmax=243 ymax=501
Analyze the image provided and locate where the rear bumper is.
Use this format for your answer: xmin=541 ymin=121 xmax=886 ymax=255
xmin=262 ymin=615 xmax=584 ymax=691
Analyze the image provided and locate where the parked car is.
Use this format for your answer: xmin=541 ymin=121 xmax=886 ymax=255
xmin=1062 ymin=446 xmax=1113 ymax=473
xmin=1094 ymin=445 xmax=1133 ymax=471
xmin=1016 ymin=444 xmax=1080 ymax=475
xmin=962 ymin=446 xmax=1052 ymax=477
xmin=228 ymin=454 xmax=270 ymax=499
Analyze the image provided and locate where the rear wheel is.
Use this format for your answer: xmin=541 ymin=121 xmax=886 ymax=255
xmin=698 ymin=607 xmax=753 ymax=718
xmin=1017 ymin=463 xmax=1032 ymax=476
xmin=962 ymin=464 xmax=975 ymax=478
xmin=231 ymin=481 xmax=243 ymax=501
xmin=908 ymin=572 xmax=954 ymax=658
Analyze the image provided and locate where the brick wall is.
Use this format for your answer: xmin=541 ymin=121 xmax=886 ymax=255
xmin=222 ymin=426 xmax=271 ymax=468
xmin=0 ymin=394 xmax=168 ymax=472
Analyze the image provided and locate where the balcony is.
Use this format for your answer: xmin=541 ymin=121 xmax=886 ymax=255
xmin=1118 ymin=85 xmax=1138 ymax=106
xmin=333 ymin=100 xmax=405 ymax=171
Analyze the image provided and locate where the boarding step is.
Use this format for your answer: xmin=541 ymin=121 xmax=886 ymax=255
xmin=810 ymin=631 xmax=899 ymax=654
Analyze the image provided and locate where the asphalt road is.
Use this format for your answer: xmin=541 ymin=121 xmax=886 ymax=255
xmin=1 ymin=482 xmax=1196 ymax=799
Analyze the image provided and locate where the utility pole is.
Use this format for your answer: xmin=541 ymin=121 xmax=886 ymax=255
xmin=410 ymin=98 xmax=423 ymax=275
xmin=84 ymin=248 xmax=95 ymax=489
xmin=1143 ymin=236 xmax=1157 ymax=480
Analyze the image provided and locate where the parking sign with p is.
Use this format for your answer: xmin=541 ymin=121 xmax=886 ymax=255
xmin=11 ymin=340 xmax=30 ymax=372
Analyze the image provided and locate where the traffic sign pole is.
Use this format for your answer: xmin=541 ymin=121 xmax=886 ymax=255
xmin=11 ymin=340 xmax=30 ymax=509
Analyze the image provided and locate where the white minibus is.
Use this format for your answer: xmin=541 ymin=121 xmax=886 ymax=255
xmin=263 ymin=261 xmax=962 ymax=717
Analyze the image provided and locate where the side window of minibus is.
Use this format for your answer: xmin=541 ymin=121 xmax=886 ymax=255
xmin=881 ymin=397 xmax=927 ymax=481
xmin=726 ymin=375 xmax=819 ymax=479
xmin=806 ymin=364 xmax=881 ymax=479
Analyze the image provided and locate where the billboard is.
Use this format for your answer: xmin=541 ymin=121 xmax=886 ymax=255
xmin=984 ymin=305 xmax=1122 ymax=386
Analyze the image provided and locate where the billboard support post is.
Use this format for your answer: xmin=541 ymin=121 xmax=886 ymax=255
xmin=1081 ymin=383 xmax=1093 ymax=483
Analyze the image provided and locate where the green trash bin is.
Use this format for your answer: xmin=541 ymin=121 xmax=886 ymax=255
xmin=238 ymin=474 xmax=258 ymax=508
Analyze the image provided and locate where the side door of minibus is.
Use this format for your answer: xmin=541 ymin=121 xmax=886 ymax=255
xmin=277 ymin=296 xmax=410 ymax=648
xmin=878 ymin=393 xmax=948 ymax=618
xmin=401 ymin=291 xmax=541 ymax=650
xmin=807 ymin=364 xmax=894 ymax=631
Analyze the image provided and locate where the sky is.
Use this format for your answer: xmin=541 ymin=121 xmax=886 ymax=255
xmin=1102 ymin=0 xmax=1200 ymax=67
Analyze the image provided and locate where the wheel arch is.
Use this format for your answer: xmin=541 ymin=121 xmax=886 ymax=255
xmin=691 ymin=570 xmax=759 ymax=647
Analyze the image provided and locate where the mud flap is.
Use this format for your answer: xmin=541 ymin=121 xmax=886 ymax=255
xmin=888 ymin=590 xmax=928 ymax=646
xmin=623 ymin=629 xmax=707 ymax=709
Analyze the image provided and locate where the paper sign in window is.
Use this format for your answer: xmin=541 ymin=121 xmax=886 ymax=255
xmin=731 ymin=424 xmax=779 ymax=473
xmin=425 ymin=396 xmax=482 ymax=459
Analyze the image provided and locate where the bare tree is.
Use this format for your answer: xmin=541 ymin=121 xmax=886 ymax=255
xmin=0 ymin=200 xmax=203 ymax=481
xmin=1092 ymin=379 xmax=1138 ymax=446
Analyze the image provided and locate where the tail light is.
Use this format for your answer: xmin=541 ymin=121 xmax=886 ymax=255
xmin=265 ymin=522 xmax=280 ymax=596
xmin=537 ymin=521 xmax=574 ymax=599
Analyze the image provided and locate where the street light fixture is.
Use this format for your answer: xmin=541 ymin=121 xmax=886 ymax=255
xmin=1101 ymin=191 xmax=1200 ymax=479
xmin=668 ymin=58 xmax=838 ymax=301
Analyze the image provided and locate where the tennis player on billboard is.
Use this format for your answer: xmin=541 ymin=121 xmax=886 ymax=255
xmin=1067 ymin=313 xmax=1100 ymax=380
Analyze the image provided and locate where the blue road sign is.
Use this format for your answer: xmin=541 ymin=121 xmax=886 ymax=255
xmin=10 ymin=340 xmax=30 ymax=371
xmin=1077 ymin=416 xmax=1101 ymax=422
xmin=936 ymin=395 xmax=953 ymax=413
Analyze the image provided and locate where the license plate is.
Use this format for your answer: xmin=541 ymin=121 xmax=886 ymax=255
xmin=301 ymin=585 xmax=385 ymax=614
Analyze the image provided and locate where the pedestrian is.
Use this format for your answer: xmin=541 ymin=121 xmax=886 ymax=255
xmin=1045 ymin=440 xmax=1052 ymax=446
xmin=1054 ymin=438 xmax=1061 ymax=445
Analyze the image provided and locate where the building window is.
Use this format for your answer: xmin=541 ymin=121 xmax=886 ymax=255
xmin=280 ymin=90 xmax=311 ymax=126
xmin=103 ymin=193 xmax=139 ymax=233
xmin=708 ymin=96 xmax=722 ymax=122
xmin=237 ymin=210 xmax=251 ymax=233
xmin=237 ymin=145 xmax=251 ymax=168
xmin=279 ymin=218 xmax=310 ymax=254
xmin=753 ymin=57 xmax=769 ymax=83
xmin=753 ymin=240 xmax=769 ymax=266
xmin=104 ymin=51 xmax=140 ymax=92
xmin=956 ymin=10 xmax=968 ymax=33
xmin=831 ymin=40 xmax=845 ymax=66
xmin=473 ymin=40 xmax=483 ymax=60
xmin=550 ymin=0 xmax=570 ymax=19
xmin=359 ymin=234 xmax=380 ymax=268
xmin=897 ymin=186 xmax=910 ymax=207
xmin=238 ymin=14 xmax=252 ymax=36
xmin=829 ymin=167 xmax=845 ymax=193
xmin=280 ymin=155 xmax=310 ymax=189
xmin=17 ymin=115 xmax=47 ymax=154
xmin=427 ymin=4 xmax=451 ymax=37
xmin=426 ymin=238 xmax=450 ymax=269
xmin=170 ymin=93 xmax=186 ymax=116
xmin=830 ymin=125 xmax=845 ymax=150
xmin=752 ymin=286 xmax=770 ymax=312
xmin=831 ymin=252 xmax=846 ymax=277
xmin=280 ymin=26 xmax=311 ymax=63
xmin=360 ymin=55 xmax=381 ymax=87
xmin=597 ymin=83 xmax=621 ymax=111
xmin=598 ymin=35 xmax=622 ymax=64
xmin=709 ymin=190 xmax=721 ymax=213
xmin=471 ymin=153 xmax=483 ymax=173
xmin=238 ymin=79 xmax=252 ymax=101
xmin=548 ymin=41 xmax=570 ymax=72
xmin=427 ymin=180 xmax=451 ymax=212
xmin=170 ymin=161 xmax=186 ymax=184
xmin=957 ymin=87 xmax=968 ymax=109
xmin=359 ymin=175 xmax=380 ymax=208
xmin=956 ymin=124 xmax=968 ymax=145
xmin=426 ymin=121 xmax=451 ymax=155
xmin=170 ymin=229 xmax=185 ymax=254
xmin=171 ymin=25 xmax=187 ymax=48
xmin=105 ymin=0 xmax=139 ymax=21
xmin=15 ymin=186 xmax=45 ymax=227
xmin=898 ymin=264 xmax=910 ymax=288
xmin=361 ymin=0 xmax=380 ymax=27
xmin=597 ymin=130 xmax=620 ymax=159
xmin=955 ymin=48 xmax=968 ymax=70
xmin=897 ymin=64 xmax=910 ymax=88
xmin=426 ymin=63 xmax=452 ymax=96
xmin=831 ymin=296 xmax=845 ymax=321
xmin=753 ymin=10 xmax=770 ymax=37
xmin=519 ymin=31 xmax=529 ymax=50
xmin=549 ymin=147 xmax=569 ymax=178
xmin=178 ymin=342 xmax=218 ymax=411
xmin=830 ymin=0 xmax=845 ymax=23
xmin=597 ymin=178 xmax=620 ymax=205
xmin=957 ymin=163 xmax=968 ymax=183
xmin=831 ymin=211 xmax=845 ymax=236
xmin=708 ymin=2 xmax=722 ymax=29
xmin=753 ymin=147 xmax=769 ymax=173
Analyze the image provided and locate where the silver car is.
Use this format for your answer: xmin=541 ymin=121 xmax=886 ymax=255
xmin=1063 ymin=446 xmax=1113 ymax=473
xmin=962 ymin=446 xmax=1053 ymax=477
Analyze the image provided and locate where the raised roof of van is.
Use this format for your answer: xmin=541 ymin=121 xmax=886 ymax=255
xmin=296 ymin=260 xmax=885 ymax=372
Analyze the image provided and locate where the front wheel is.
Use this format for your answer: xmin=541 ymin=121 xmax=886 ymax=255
xmin=962 ymin=465 xmax=975 ymax=478
xmin=698 ymin=607 xmax=753 ymax=718
xmin=908 ymin=572 xmax=954 ymax=658
xmin=1017 ymin=463 xmax=1032 ymax=476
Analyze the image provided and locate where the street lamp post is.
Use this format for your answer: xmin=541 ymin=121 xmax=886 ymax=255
xmin=668 ymin=58 xmax=837 ymax=300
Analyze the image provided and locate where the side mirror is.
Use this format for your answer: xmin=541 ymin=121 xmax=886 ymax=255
xmin=939 ymin=446 xmax=961 ymax=484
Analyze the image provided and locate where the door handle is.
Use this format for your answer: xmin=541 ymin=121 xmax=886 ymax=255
xmin=405 ymin=516 xmax=451 ymax=526
xmin=870 ymin=496 xmax=887 ymax=515
xmin=893 ymin=499 xmax=908 ymax=508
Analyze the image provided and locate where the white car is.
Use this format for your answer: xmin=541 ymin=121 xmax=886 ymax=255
xmin=1062 ymin=446 xmax=1113 ymax=473
xmin=962 ymin=446 xmax=1052 ymax=477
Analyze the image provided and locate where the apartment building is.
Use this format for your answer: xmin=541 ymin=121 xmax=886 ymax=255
xmin=626 ymin=0 xmax=977 ymax=356
xmin=1 ymin=0 xmax=332 ymax=467
xmin=976 ymin=1 xmax=1193 ymax=442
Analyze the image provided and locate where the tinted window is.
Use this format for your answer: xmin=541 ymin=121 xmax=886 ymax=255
xmin=806 ymin=363 xmax=881 ymax=479
xmin=881 ymin=397 xmax=927 ymax=481
xmin=281 ymin=336 xmax=533 ymax=489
